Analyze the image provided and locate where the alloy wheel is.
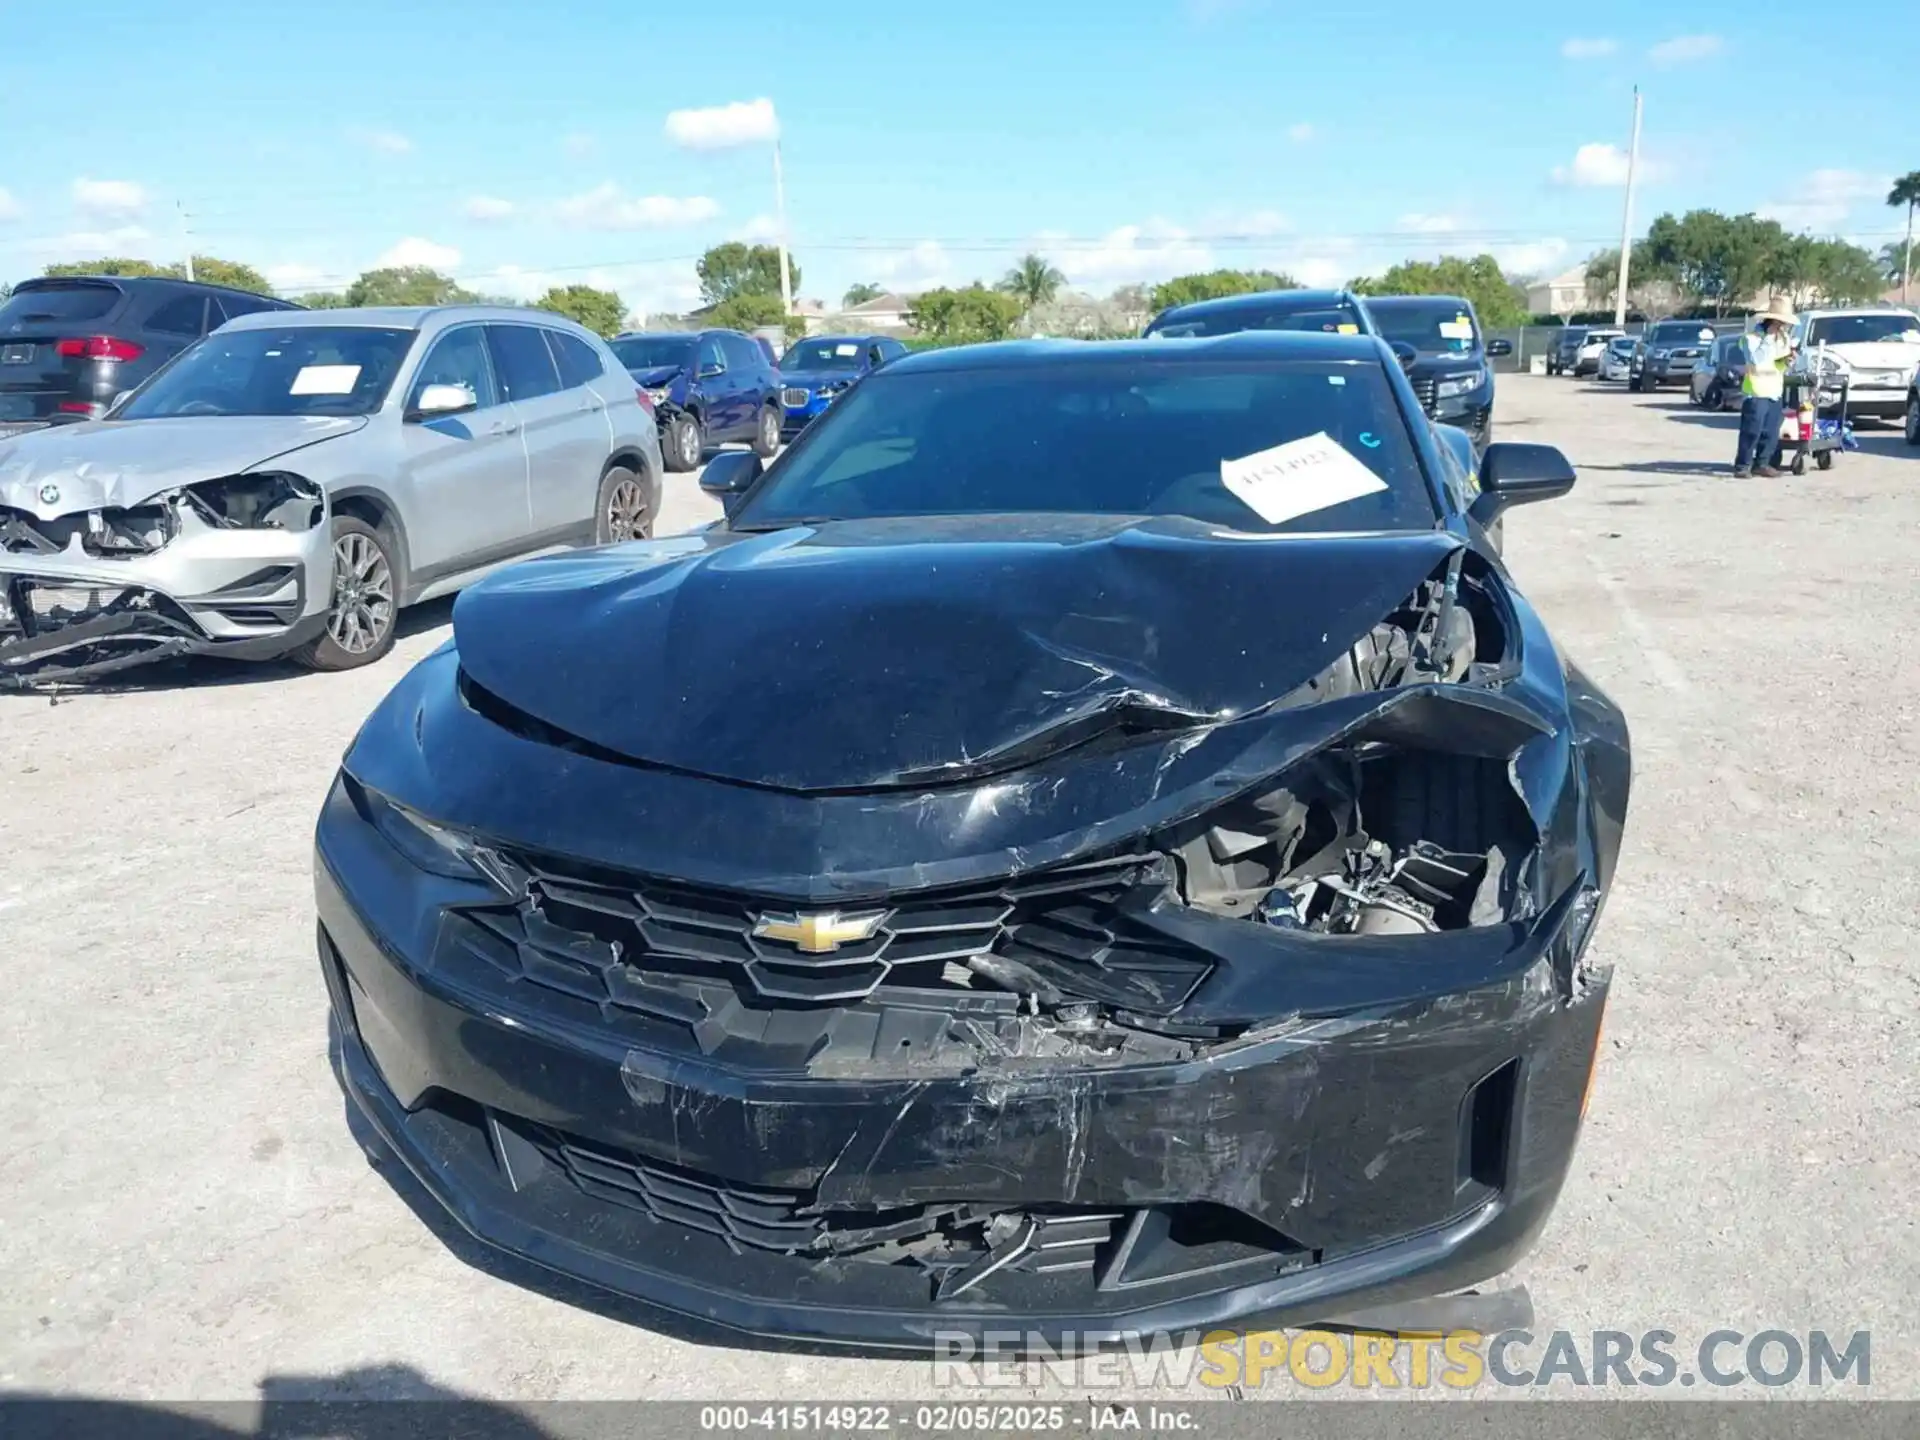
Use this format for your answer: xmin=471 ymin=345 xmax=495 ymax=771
xmin=680 ymin=420 xmax=701 ymax=469
xmin=327 ymin=532 xmax=394 ymax=655
xmin=760 ymin=408 xmax=779 ymax=451
xmin=606 ymin=477 xmax=650 ymax=542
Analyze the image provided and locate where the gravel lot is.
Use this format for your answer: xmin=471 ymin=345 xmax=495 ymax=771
xmin=4 ymin=377 xmax=1917 ymax=1403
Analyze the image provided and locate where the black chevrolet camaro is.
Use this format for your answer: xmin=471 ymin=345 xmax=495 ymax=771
xmin=314 ymin=332 xmax=1631 ymax=1348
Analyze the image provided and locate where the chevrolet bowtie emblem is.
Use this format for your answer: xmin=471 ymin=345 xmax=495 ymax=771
xmin=751 ymin=909 xmax=887 ymax=954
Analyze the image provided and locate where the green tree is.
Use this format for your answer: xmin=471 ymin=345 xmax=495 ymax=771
xmin=696 ymin=243 xmax=797 ymax=307
xmin=1148 ymin=269 xmax=1295 ymax=312
xmin=534 ymin=284 xmax=625 ymax=336
xmin=1887 ymin=171 xmax=1920 ymax=301
xmin=42 ymin=254 xmax=272 ymax=293
xmin=706 ymin=291 xmax=805 ymax=340
xmin=1353 ymin=254 xmax=1529 ymax=327
xmin=998 ymin=252 xmax=1067 ymax=312
xmin=1879 ymin=242 xmax=1907 ymax=284
xmin=906 ymin=284 xmax=1025 ymax=344
xmin=1641 ymin=211 xmax=1784 ymax=317
xmin=294 ymin=291 xmax=352 ymax=309
xmin=842 ymin=282 xmax=883 ymax=307
xmin=45 ymin=256 xmax=175 ymax=279
xmin=344 ymin=265 xmax=477 ymax=307
xmin=187 ymin=257 xmax=272 ymax=294
xmin=1799 ymin=238 xmax=1888 ymax=305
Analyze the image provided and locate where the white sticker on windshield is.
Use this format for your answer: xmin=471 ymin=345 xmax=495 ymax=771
xmin=289 ymin=364 xmax=360 ymax=395
xmin=834 ymin=343 xmax=859 ymax=356
xmin=1438 ymin=320 xmax=1475 ymax=341
xmin=1220 ymin=431 xmax=1389 ymax=526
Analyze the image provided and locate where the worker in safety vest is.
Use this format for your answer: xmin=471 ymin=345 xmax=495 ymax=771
xmin=1733 ymin=301 xmax=1798 ymax=477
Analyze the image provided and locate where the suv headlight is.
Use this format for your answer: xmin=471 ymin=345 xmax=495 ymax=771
xmin=181 ymin=472 xmax=324 ymax=531
xmin=1436 ymin=371 xmax=1483 ymax=399
xmin=645 ymin=386 xmax=672 ymax=405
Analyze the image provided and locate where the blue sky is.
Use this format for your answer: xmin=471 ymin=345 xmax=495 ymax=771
xmin=2 ymin=0 xmax=1915 ymax=317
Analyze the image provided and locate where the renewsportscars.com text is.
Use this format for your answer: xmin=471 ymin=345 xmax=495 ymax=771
xmin=931 ymin=1328 xmax=1872 ymax=1391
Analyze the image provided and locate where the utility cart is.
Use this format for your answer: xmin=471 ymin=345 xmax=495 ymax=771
xmin=1780 ymin=354 xmax=1852 ymax=474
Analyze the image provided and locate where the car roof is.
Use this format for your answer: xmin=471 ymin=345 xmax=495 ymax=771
xmin=888 ymin=332 xmax=1387 ymax=375
xmin=219 ymin=303 xmax=585 ymax=332
xmin=1360 ymin=293 xmax=1474 ymax=312
xmin=1801 ymin=306 xmax=1918 ymax=318
xmin=1153 ymin=288 xmax=1360 ymax=322
xmin=15 ymin=273 xmax=299 ymax=304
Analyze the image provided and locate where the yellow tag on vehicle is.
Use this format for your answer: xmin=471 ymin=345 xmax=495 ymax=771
xmin=1337 ymin=323 xmax=1359 ymax=334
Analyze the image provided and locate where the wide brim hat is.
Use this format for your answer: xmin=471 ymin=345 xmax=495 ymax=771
xmin=1756 ymin=300 xmax=1797 ymax=328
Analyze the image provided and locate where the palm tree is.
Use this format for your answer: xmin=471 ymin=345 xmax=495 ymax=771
xmin=998 ymin=253 xmax=1067 ymax=313
xmin=1879 ymin=242 xmax=1908 ymax=285
xmin=1888 ymin=171 xmax=1920 ymax=303
xmin=842 ymin=282 xmax=883 ymax=308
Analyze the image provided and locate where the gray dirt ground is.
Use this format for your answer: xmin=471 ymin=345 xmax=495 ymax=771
xmin=2 ymin=377 xmax=1916 ymax=1403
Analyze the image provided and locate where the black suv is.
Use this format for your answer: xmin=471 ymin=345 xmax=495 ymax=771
xmin=1143 ymin=287 xmax=1380 ymax=339
xmin=609 ymin=328 xmax=785 ymax=472
xmin=0 ymin=275 xmax=300 ymax=432
xmin=1361 ymin=294 xmax=1512 ymax=452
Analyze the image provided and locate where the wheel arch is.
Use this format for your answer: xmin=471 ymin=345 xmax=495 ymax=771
xmin=329 ymin=487 xmax=414 ymax=603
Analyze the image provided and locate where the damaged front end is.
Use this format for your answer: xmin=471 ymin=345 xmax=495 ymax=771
xmin=1 ymin=472 xmax=329 ymax=687
xmin=315 ymin=529 xmax=1630 ymax=1347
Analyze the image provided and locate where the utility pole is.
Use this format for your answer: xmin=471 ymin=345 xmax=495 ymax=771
xmin=773 ymin=139 xmax=793 ymax=320
xmin=1613 ymin=87 xmax=1643 ymax=328
xmin=178 ymin=201 xmax=196 ymax=282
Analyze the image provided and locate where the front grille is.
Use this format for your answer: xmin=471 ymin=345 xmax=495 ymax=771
xmin=444 ymin=850 xmax=1211 ymax=1021
xmin=528 ymin=1120 xmax=1119 ymax=1274
xmin=781 ymin=387 xmax=809 ymax=407
xmin=2 ymin=503 xmax=176 ymax=558
xmin=1411 ymin=377 xmax=1438 ymax=416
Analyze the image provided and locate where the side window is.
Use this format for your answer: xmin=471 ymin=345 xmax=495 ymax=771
xmin=545 ymin=329 xmax=606 ymax=390
xmin=720 ymin=334 xmax=760 ymax=372
xmin=145 ymin=295 xmax=210 ymax=336
xmin=407 ymin=326 xmax=499 ymax=411
xmin=697 ymin=335 xmax=727 ymax=375
xmin=881 ymin=340 xmax=907 ymax=363
xmin=213 ymin=292 xmax=276 ymax=324
xmin=487 ymin=323 xmax=562 ymax=401
xmin=867 ymin=343 xmax=886 ymax=368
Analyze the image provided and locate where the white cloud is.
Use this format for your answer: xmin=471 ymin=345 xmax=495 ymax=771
xmin=463 ymin=195 xmax=516 ymax=222
xmin=1286 ymin=122 xmax=1316 ymax=144
xmin=1290 ymin=255 xmax=1353 ymax=288
xmin=39 ymin=225 xmax=153 ymax=255
xmin=731 ymin=213 xmax=782 ymax=242
xmin=1760 ymin=170 xmax=1889 ymax=231
xmin=1493 ymin=238 xmax=1571 ymax=278
xmin=1550 ymin=143 xmax=1668 ymax=187
xmin=263 ymin=262 xmax=327 ymax=290
xmin=352 ymin=128 xmax=414 ymax=155
xmin=562 ymin=133 xmax=596 ymax=158
xmin=375 ymin=237 xmax=462 ymax=271
xmin=554 ymin=183 xmax=721 ymax=230
xmin=1051 ymin=222 xmax=1214 ymax=288
xmin=1649 ymin=34 xmax=1723 ymax=65
xmin=1236 ymin=209 xmax=1291 ymax=236
xmin=1398 ymin=213 xmax=1461 ymax=234
xmin=665 ymin=98 xmax=779 ymax=151
xmin=0 ymin=187 xmax=20 ymax=222
xmin=1560 ymin=37 xmax=1618 ymax=59
xmin=72 ymin=178 xmax=147 ymax=218
xmin=871 ymin=241 xmax=956 ymax=293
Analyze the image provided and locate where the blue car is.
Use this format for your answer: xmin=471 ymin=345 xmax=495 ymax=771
xmin=776 ymin=334 xmax=908 ymax=439
xmin=609 ymin=329 xmax=783 ymax=472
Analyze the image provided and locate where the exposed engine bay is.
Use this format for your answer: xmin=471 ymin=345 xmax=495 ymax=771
xmin=0 ymin=472 xmax=322 ymax=560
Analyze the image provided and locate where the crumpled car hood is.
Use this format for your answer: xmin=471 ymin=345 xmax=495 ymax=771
xmin=1819 ymin=340 xmax=1920 ymax=372
xmin=451 ymin=514 xmax=1463 ymax=793
xmin=0 ymin=415 xmax=364 ymax=518
xmin=629 ymin=364 xmax=685 ymax=388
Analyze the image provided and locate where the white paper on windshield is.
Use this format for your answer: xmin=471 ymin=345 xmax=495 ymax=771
xmin=1221 ymin=431 xmax=1388 ymax=526
xmin=289 ymin=364 xmax=361 ymax=395
xmin=834 ymin=343 xmax=859 ymax=356
xmin=1438 ymin=319 xmax=1474 ymax=341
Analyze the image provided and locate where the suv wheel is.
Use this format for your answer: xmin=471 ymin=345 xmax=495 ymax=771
xmin=664 ymin=412 xmax=703 ymax=473
xmin=596 ymin=465 xmax=653 ymax=544
xmin=296 ymin=516 xmax=398 ymax=672
xmin=1906 ymin=394 xmax=1920 ymax=447
xmin=752 ymin=404 xmax=781 ymax=459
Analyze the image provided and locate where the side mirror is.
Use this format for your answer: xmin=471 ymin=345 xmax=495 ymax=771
xmin=1469 ymin=442 xmax=1576 ymax=528
xmin=698 ymin=362 xmax=725 ymax=380
xmin=1389 ymin=341 xmax=1418 ymax=370
xmin=408 ymin=383 xmax=477 ymax=420
xmin=699 ymin=450 xmax=762 ymax=515
xmin=1486 ymin=338 xmax=1514 ymax=358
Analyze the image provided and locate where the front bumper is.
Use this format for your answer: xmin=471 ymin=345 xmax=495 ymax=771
xmin=1841 ymin=387 xmax=1908 ymax=420
xmin=780 ymin=387 xmax=844 ymax=439
xmin=314 ymin=777 xmax=1607 ymax=1349
xmin=0 ymin=515 xmax=331 ymax=685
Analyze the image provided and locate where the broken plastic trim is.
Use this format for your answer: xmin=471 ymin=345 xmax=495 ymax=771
xmin=181 ymin=472 xmax=324 ymax=532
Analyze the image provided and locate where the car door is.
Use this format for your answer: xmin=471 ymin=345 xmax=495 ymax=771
xmin=722 ymin=333 xmax=767 ymax=435
xmin=396 ymin=322 xmax=532 ymax=574
xmin=693 ymin=333 xmax=737 ymax=438
xmin=487 ymin=322 xmax=609 ymax=546
xmin=530 ymin=327 xmax=618 ymax=540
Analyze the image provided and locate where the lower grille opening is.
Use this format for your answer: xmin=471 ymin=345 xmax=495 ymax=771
xmin=1459 ymin=1057 xmax=1521 ymax=1193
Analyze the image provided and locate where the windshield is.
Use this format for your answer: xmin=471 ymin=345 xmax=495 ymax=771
xmin=1807 ymin=314 xmax=1920 ymax=347
xmin=1147 ymin=301 xmax=1365 ymax=339
xmin=609 ymin=336 xmax=696 ymax=371
xmin=1608 ymin=338 xmax=1636 ymax=354
xmin=783 ymin=339 xmax=868 ymax=372
xmin=1368 ymin=300 xmax=1480 ymax=355
xmin=0 ymin=281 xmax=124 ymax=326
xmin=731 ymin=359 xmax=1435 ymax=535
xmin=1650 ymin=323 xmax=1715 ymax=346
xmin=115 ymin=326 xmax=415 ymax=419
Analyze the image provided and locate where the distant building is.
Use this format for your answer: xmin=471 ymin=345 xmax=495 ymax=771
xmin=831 ymin=291 xmax=918 ymax=335
xmin=1526 ymin=265 xmax=1593 ymax=318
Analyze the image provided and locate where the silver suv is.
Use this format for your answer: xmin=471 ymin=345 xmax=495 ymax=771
xmin=0 ymin=305 xmax=661 ymax=686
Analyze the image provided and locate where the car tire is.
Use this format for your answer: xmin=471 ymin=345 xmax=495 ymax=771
xmin=595 ymin=464 xmax=653 ymax=544
xmin=294 ymin=515 xmax=399 ymax=673
xmin=663 ymin=412 xmax=703 ymax=473
xmin=1702 ymin=382 xmax=1722 ymax=409
xmin=751 ymin=403 xmax=781 ymax=459
xmin=1906 ymin=395 xmax=1920 ymax=447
